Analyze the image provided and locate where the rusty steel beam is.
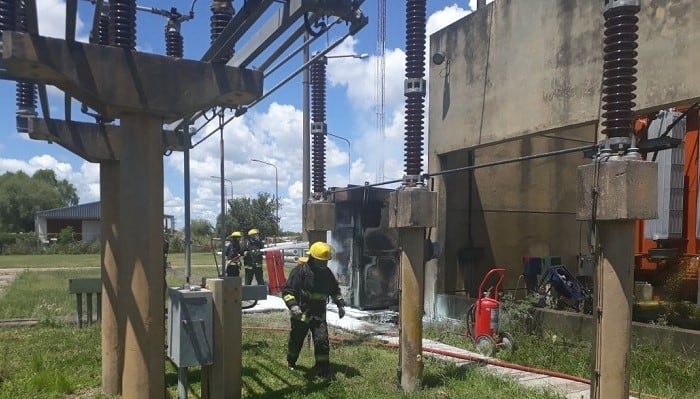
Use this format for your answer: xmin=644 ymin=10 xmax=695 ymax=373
xmin=25 ymin=117 xmax=188 ymax=162
xmin=2 ymin=31 xmax=263 ymax=120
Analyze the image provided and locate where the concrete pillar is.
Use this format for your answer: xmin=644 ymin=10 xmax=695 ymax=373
xmin=591 ymin=221 xmax=635 ymax=398
xmin=207 ymin=277 xmax=242 ymax=398
xmin=100 ymin=160 xmax=122 ymax=395
xmin=119 ymin=115 xmax=165 ymax=398
xmin=398 ymin=227 xmax=425 ymax=391
xmin=304 ymin=201 xmax=335 ymax=245
xmin=576 ymin=159 xmax=657 ymax=399
xmin=390 ymin=188 xmax=437 ymax=393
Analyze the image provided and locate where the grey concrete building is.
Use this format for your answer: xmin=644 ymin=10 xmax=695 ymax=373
xmin=426 ymin=0 xmax=700 ymax=318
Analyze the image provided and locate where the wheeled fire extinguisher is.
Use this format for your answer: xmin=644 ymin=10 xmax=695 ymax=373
xmin=466 ymin=268 xmax=516 ymax=356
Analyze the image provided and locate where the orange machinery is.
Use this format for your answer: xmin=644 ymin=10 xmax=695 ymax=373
xmin=634 ymin=106 xmax=700 ymax=301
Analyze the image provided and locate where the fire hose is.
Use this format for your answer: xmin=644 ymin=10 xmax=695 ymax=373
xmin=242 ymin=326 xmax=666 ymax=399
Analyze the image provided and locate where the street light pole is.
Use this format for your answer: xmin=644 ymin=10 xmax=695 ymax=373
xmin=250 ymin=159 xmax=279 ymax=245
xmin=209 ymin=176 xmax=233 ymax=204
xmin=327 ymin=132 xmax=351 ymax=186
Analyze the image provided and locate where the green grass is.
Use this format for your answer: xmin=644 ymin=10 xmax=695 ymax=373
xmin=0 ymin=252 xmax=216 ymax=269
xmin=0 ymin=326 xmax=107 ymax=399
xmin=0 ymin=321 xmax=562 ymax=399
xmin=423 ymin=318 xmax=700 ymax=399
xmin=0 ymin=269 xmax=99 ymax=320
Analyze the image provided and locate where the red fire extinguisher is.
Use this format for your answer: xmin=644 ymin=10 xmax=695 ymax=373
xmin=474 ymin=268 xmax=505 ymax=338
xmin=467 ymin=268 xmax=515 ymax=356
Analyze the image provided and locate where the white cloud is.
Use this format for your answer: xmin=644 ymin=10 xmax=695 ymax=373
xmin=37 ymin=0 xmax=89 ymax=42
xmin=427 ymin=4 xmax=470 ymax=36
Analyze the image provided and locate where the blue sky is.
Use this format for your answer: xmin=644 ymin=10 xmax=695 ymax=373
xmin=0 ymin=0 xmax=490 ymax=233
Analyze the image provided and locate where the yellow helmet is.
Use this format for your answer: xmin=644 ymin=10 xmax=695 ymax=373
xmin=248 ymin=228 xmax=259 ymax=235
xmin=307 ymin=242 xmax=332 ymax=261
xmin=230 ymin=231 xmax=242 ymax=238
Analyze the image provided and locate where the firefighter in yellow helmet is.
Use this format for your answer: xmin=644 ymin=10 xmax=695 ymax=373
xmin=243 ymin=228 xmax=265 ymax=285
xmin=225 ymin=231 xmax=243 ymax=277
xmin=282 ymin=241 xmax=345 ymax=378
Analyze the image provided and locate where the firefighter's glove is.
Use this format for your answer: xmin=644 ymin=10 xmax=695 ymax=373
xmin=338 ymin=306 xmax=345 ymax=319
xmin=290 ymin=305 xmax=303 ymax=319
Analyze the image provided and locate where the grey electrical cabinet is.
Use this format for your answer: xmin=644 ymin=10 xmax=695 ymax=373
xmin=167 ymin=287 xmax=213 ymax=367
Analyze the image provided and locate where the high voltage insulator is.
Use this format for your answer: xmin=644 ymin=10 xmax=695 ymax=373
xmin=0 ymin=0 xmax=15 ymax=32
xmin=98 ymin=11 xmax=110 ymax=45
xmin=15 ymin=0 xmax=36 ymax=119
xmin=165 ymin=27 xmax=183 ymax=58
xmin=601 ymin=0 xmax=640 ymax=151
xmin=210 ymin=0 xmax=234 ymax=62
xmin=109 ymin=0 xmax=136 ymax=49
xmin=310 ymin=58 xmax=328 ymax=195
xmin=403 ymin=0 xmax=426 ymax=182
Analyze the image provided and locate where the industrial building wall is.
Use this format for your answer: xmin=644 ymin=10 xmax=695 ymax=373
xmin=428 ymin=0 xmax=700 ymax=153
xmin=427 ymin=129 xmax=591 ymax=315
xmin=82 ymin=220 xmax=101 ymax=242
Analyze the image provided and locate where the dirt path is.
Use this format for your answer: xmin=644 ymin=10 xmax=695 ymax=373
xmin=0 ymin=268 xmax=21 ymax=296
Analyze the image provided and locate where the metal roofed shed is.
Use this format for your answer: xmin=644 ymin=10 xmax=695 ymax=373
xmin=35 ymin=202 xmax=174 ymax=243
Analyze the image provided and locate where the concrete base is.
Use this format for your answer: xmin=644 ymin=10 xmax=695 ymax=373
xmin=304 ymin=202 xmax=335 ymax=231
xmin=389 ymin=188 xmax=437 ymax=228
xmin=576 ymin=160 xmax=658 ymax=221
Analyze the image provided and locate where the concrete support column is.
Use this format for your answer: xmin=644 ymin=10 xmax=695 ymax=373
xmin=207 ymin=277 xmax=242 ymax=398
xmin=390 ymin=188 xmax=436 ymax=393
xmin=591 ymin=221 xmax=635 ymax=398
xmin=100 ymin=160 xmax=122 ymax=395
xmin=398 ymin=227 xmax=425 ymax=392
xmin=119 ymin=115 xmax=165 ymax=398
xmin=307 ymin=230 xmax=326 ymax=244
xmin=576 ymin=159 xmax=657 ymax=399
xmin=304 ymin=201 xmax=335 ymax=245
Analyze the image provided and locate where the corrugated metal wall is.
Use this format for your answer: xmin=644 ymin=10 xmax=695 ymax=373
xmin=645 ymin=110 xmax=686 ymax=240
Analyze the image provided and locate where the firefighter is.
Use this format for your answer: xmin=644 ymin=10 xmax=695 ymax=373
xmin=282 ymin=241 xmax=346 ymax=378
xmin=225 ymin=231 xmax=243 ymax=277
xmin=243 ymin=228 xmax=265 ymax=285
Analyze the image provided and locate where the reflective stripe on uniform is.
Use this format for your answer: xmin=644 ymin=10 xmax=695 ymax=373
xmin=283 ymin=294 xmax=296 ymax=303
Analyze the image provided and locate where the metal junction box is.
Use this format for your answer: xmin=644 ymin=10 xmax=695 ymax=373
xmin=167 ymin=287 xmax=213 ymax=367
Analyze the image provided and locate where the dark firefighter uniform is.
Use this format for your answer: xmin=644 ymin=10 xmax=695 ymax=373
xmin=243 ymin=228 xmax=265 ymax=285
xmin=282 ymin=242 xmax=345 ymax=376
xmin=225 ymin=231 xmax=243 ymax=277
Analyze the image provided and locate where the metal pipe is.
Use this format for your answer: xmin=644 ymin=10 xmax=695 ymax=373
xmin=302 ymin=32 xmax=310 ymax=241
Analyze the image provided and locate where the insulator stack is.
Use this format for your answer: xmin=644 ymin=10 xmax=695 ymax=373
xmin=0 ymin=0 xmax=15 ymax=33
xmin=310 ymin=60 xmax=327 ymax=124
xmin=403 ymin=0 xmax=427 ymax=181
xmin=210 ymin=1 xmax=234 ymax=62
xmin=310 ymin=58 xmax=328 ymax=195
xmin=15 ymin=0 xmax=36 ymax=117
xmin=109 ymin=0 xmax=136 ymax=49
xmin=601 ymin=0 xmax=640 ymax=150
xmin=165 ymin=26 xmax=183 ymax=58
xmin=98 ymin=11 xmax=110 ymax=45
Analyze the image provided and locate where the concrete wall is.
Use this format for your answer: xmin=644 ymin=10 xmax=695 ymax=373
xmin=431 ymin=130 xmax=591 ymax=301
xmin=425 ymin=0 xmax=700 ymax=317
xmin=429 ymin=0 xmax=700 ymax=152
xmin=435 ymin=294 xmax=700 ymax=356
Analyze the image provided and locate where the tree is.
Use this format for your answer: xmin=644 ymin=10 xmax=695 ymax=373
xmin=216 ymin=192 xmax=277 ymax=239
xmin=0 ymin=170 xmax=79 ymax=233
